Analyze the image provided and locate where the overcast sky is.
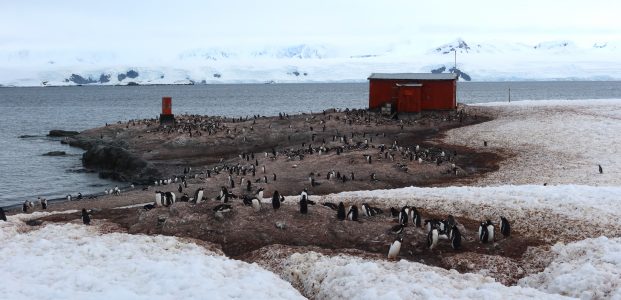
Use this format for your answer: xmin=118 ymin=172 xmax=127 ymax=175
xmin=1 ymin=0 xmax=620 ymax=53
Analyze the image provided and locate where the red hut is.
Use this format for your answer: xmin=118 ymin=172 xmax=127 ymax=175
xmin=368 ymin=73 xmax=457 ymax=113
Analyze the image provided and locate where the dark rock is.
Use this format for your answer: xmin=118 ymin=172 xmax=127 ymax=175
xmin=126 ymin=70 xmax=139 ymax=79
xmin=126 ymin=82 xmax=139 ymax=86
xmin=213 ymin=73 xmax=221 ymax=78
xmin=431 ymin=66 xmax=446 ymax=74
xmin=42 ymin=151 xmax=66 ymax=156
xmin=118 ymin=73 xmax=127 ymax=81
xmin=82 ymin=145 xmax=161 ymax=183
xmin=449 ymin=67 xmax=472 ymax=81
xmin=67 ymin=74 xmax=97 ymax=85
xmin=99 ymin=74 xmax=111 ymax=83
xmin=25 ymin=219 xmax=44 ymax=226
xmin=18 ymin=135 xmax=38 ymax=138
xmin=48 ymin=130 xmax=80 ymax=137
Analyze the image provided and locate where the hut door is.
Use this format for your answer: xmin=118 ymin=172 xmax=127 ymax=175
xmin=398 ymin=87 xmax=422 ymax=113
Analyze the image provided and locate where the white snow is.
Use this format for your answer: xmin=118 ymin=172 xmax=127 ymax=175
xmin=1 ymin=39 xmax=620 ymax=86
xmin=259 ymin=249 xmax=569 ymax=299
xmin=445 ymin=99 xmax=621 ymax=186
xmin=0 ymin=221 xmax=304 ymax=300
xmin=519 ymin=236 xmax=621 ymax=299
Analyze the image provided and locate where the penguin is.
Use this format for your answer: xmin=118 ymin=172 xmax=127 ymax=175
xmin=500 ymin=216 xmax=511 ymax=238
xmin=256 ymin=187 xmax=264 ymax=200
xmin=370 ymin=207 xmax=383 ymax=215
xmin=427 ymin=224 xmax=439 ymax=250
xmin=143 ymin=204 xmax=155 ymax=210
xmin=272 ymin=191 xmax=281 ymax=210
xmin=322 ymin=202 xmax=338 ymax=210
xmin=163 ymin=192 xmax=176 ymax=207
xmin=478 ymin=221 xmax=489 ymax=243
xmin=212 ymin=204 xmax=232 ymax=212
xmin=81 ymin=208 xmax=91 ymax=225
xmin=220 ymin=187 xmax=229 ymax=203
xmin=361 ymin=203 xmax=371 ymax=216
xmin=412 ymin=207 xmax=422 ymax=227
xmin=387 ymin=237 xmax=402 ymax=260
xmin=347 ymin=205 xmax=359 ymax=221
xmin=22 ymin=201 xmax=29 ymax=213
xmin=41 ymin=198 xmax=48 ymax=210
xmin=337 ymin=202 xmax=346 ymax=220
xmin=447 ymin=215 xmax=456 ymax=230
xmin=178 ymin=184 xmax=183 ymax=193
xmin=389 ymin=224 xmax=405 ymax=235
xmin=300 ymin=188 xmax=308 ymax=200
xmin=486 ymin=219 xmax=495 ymax=242
xmin=155 ymin=191 xmax=163 ymax=206
xmin=180 ymin=193 xmax=189 ymax=202
xmin=450 ymin=225 xmax=461 ymax=250
xmin=0 ymin=207 xmax=6 ymax=221
xmin=300 ymin=195 xmax=308 ymax=214
xmin=599 ymin=164 xmax=603 ymax=174
xmin=251 ymin=198 xmax=261 ymax=212
xmin=398 ymin=207 xmax=408 ymax=226
xmin=390 ymin=207 xmax=399 ymax=217
xmin=194 ymin=188 xmax=204 ymax=204
xmin=246 ymin=180 xmax=252 ymax=191
xmin=67 ymin=194 xmax=72 ymax=201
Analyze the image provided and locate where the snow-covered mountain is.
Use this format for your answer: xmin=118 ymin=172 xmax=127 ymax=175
xmin=1 ymin=38 xmax=620 ymax=86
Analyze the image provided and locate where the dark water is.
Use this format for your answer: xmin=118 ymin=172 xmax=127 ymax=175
xmin=1 ymin=81 xmax=621 ymax=207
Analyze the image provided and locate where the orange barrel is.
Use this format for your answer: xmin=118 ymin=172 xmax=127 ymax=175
xmin=162 ymin=97 xmax=172 ymax=115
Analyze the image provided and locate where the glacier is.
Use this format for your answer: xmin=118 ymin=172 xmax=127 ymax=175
xmin=1 ymin=38 xmax=620 ymax=87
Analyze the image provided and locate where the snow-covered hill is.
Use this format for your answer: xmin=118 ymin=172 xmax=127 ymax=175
xmin=1 ymin=38 xmax=620 ymax=86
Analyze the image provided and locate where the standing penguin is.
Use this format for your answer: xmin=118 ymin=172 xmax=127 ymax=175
xmin=41 ymin=198 xmax=48 ymax=210
xmin=427 ymin=224 xmax=439 ymax=250
xmin=398 ymin=207 xmax=408 ymax=226
xmin=347 ymin=205 xmax=359 ymax=221
xmin=155 ymin=191 xmax=163 ymax=206
xmin=81 ymin=208 xmax=91 ymax=225
xmin=178 ymin=184 xmax=183 ymax=193
xmin=450 ymin=225 xmax=461 ymax=250
xmin=361 ymin=203 xmax=371 ymax=216
xmin=500 ymin=216 xmax=511 ymax=238
xmin=22 ymin=201 xmax=29 ymax=213
xmin=194 ymin=188 xmax=205 ymax=204
xmin=478 ymin=221 xmax=489 ymax=243
xmin=272 ymin=191 xmax=281 ymax=210
xmin=412 ymin=207 xmax=422 ymax=227
xmin=251 ymin=198 xmax=261 ymax=212
xmin=256 ymin=187 xmax=265 ymax=200
xmin=486 ymin=220 xmax=495 ymax=242
xmin=387 ymin=237 xmax=402 ymax=260
xmin=300 ymin=195 xmax=308 ymax=214
xmin=337 ymin=202 xmax=346 ymax=220
xmin=599 ymin=164 xmax=603 ymax=174
xmin=0 ymin=207 xmax=6 ymax=221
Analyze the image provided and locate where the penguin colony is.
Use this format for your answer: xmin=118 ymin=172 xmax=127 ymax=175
xmin=5 ymin=108 xmax=521 ymax=266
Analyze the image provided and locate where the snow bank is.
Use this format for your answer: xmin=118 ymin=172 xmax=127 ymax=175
xmin=258 ymin=249 xmax=568 ymax=299
xmin=320 ymin=184 xmax=621 ymax=242
xmin=0 ymin=222 xmax=304 ymax=300
xmin=445 ymin=99 xmax=621 ymax=186
xmin=519 ymin=236 xmax=621 ymax=299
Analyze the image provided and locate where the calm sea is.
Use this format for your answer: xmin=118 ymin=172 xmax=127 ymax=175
xmin=1 ymin=81 xmax=621 ymax=207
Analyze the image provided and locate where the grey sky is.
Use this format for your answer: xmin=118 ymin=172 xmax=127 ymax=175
xmin=1 ymin=0 xmax=619 ymax=52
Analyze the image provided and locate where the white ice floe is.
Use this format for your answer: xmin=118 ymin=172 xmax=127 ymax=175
xmin=0 ymin=223 xmax=304 ymax=300
xmin=265 ymin=250 xmax=569 ymax=299
xmin=446 ymin=99 xmax=621 ymax=186
xmin=519 ymin=236 xmax=621 ymax=299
